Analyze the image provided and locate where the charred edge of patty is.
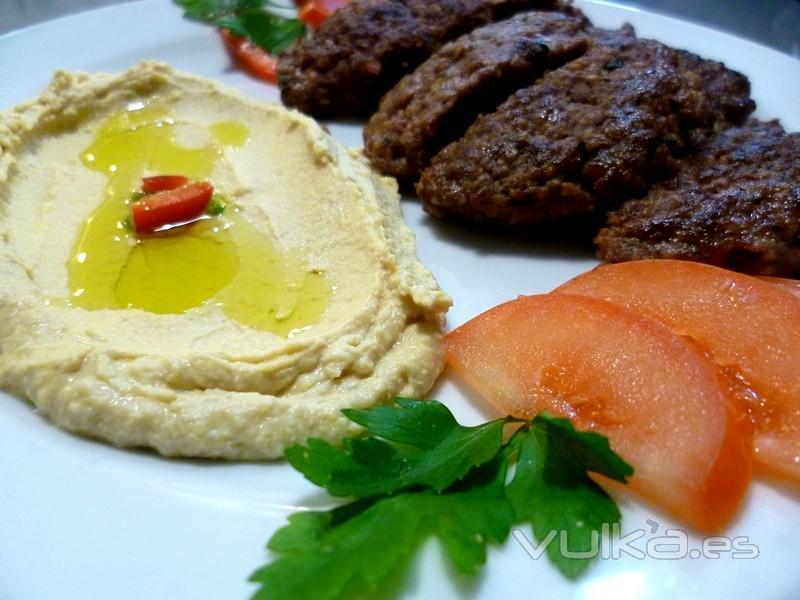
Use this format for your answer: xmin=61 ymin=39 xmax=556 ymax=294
xmin=363 ymin=10 xmax=593 ymax=180
xmin=277 ymin=0 xmax=577 ymax=117
xmin=596 ymin=119 xmax=800 ymax=276
xmin=416 ymin=32 xmax=675 ymax=225
xmin=417 ymin=31 xmax=755 ymax=227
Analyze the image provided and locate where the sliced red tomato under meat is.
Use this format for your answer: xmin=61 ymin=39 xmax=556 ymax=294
xmin=219 ymin=29 xmax=279 ymax=83
xmin=298 ymin=0 xmax=350 ymax=28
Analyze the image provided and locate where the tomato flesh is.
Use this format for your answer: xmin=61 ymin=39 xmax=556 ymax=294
xmin=131 ymin=181 xmax=214 ymax=233
xmin=219 ymin=29 xmax=278 ymax=83
xmin=557 ymin=259 xmax=800 ymax=485
xmin=299 ymin=0 xmax=350 ymax=27
xmin=759 ymin=275 xmax=800 ymax=299
xmin=445 ymin=293 xmax=753 ymax=532
xmin=141 ymin=175 xmax=189 ymax=194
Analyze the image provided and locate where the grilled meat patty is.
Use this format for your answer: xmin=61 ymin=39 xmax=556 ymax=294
xmin=278 ymin=0 xmax=570 ymax=118
xmin=363 ymin=10 xmax=591 ymax=180
xmin=597 ymin=120 xmax=800 ymax=276
xmin=416 ymin=34 xmax=754 ymax=225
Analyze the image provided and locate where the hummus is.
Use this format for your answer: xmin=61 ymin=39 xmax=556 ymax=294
xmin=0 ymin=61 xmax=451 ymax=459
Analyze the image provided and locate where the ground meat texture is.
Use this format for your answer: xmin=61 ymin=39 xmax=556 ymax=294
xmin=278 ymin=0 xmax=569 ymax=118
xmin=363 ymin=10 xmax=591 ymax=180
xmin=669 ymin=50 xmax=755 ymax=148
xmin=597 ymin=120 xmax=800 ymax=276
xmin=417 ymin=35 xmax=754 ymax=226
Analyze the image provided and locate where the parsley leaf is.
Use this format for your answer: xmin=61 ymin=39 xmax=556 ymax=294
xmin=251 ymin=401 xmax=633 ymax=599
xmin=285 ymin=398 xmax=507 ymax=497
xmin=205 ymin=194 xmax=227 ymax=216
xmin=250 ymin=455 xmax=515 ymax=600
xmin=506 ymin=414 xmax=634 ymax=579
xmin=234 ymin=9 xmax=305 ymax=55
xmin=175 ymin=0 xmax=265 ymax=22
xmin=174 ymin=0 xmax=305 ymax=55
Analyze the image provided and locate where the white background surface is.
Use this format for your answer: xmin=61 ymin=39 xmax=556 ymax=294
xmin=1 ymin=1 xmax=800 ymax=598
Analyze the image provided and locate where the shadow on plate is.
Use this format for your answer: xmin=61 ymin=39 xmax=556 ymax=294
xmin=406 ymin=195 xmax=600 ymax=263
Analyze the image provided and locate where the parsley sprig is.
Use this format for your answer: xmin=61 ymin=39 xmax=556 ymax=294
xmin=250 ymin=399 xmax=633 ymax=599
xmin=174 ymin=0 xmax=306 ymax=55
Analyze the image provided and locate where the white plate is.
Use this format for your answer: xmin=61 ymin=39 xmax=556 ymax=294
xmin=1 ymin=2 xmax=799 ymax=598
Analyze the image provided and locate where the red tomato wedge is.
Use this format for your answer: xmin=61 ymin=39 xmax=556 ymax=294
xmin=556 ymin=259 xmax=800 ymax=485
xmin=759 ymin=275 xmax=800 ymax=300
xmin=299 ymin=0 xmax=350 ymax=27
xmin=131 ymin=181 xmax=214 ymax=233
xmin=141 ymin=175 xmax=189 ymax=194
xmin=219 ymin=29 xmax=279 ymax=83
xmin=445 ymin=293 xmax=753 ymax=532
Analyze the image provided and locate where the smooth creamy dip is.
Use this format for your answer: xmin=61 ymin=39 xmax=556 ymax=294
xmin=0 ymin=62 xmax=451 ymax=459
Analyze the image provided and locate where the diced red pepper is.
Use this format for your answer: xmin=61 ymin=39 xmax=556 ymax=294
xmin=298 ymin=0 xmax=350 ymax=28
xmin=131 ymin=181 xmax=214 ymax=233
xmin=141 ymin=175 xmax=189 ymax=194
xmin=219 ymin=29 xmax=279 ymax=83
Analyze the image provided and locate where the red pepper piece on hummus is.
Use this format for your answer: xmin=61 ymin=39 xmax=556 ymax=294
xmin=141 ymin=175 xmax=189 ymax=194
xmin=131 ymin=181 xmax=214 ymax=233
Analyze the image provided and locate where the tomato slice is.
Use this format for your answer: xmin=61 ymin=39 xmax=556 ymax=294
xmin=141 ymin=175 xmax=189 ymax=194
xmin=759 ymin=275 xmax=800 ymax=299
xmin=131 ymin=181 xmax=214 ymax=233
xmin=445 ymin=293 xmax=753 ymax=532
xmin=219 ymin=29 xmax=278 ymax=83
xmin=556 ymin=259 xmax=800 ymax=485
xmin=298 ymin=0 xmax=350 ymax=28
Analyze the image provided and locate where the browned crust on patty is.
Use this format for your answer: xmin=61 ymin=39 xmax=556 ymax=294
xmin=596 ymin=120 xmax=800 ymax=276
xmin=278 ymin=0 xmax=572 ymax=118
xmin=363 ymin=10 xmax=591 ymax=180
xmin=416 ymin=32 xmax=754 ymax=225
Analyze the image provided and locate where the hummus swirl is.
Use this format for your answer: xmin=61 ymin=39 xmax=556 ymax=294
xmin=0 ymin=62 xmax=451 ymax=459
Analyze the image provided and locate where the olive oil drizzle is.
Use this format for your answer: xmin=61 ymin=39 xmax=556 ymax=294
xmin=68 ymin=104 xmax=331 ymax=336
